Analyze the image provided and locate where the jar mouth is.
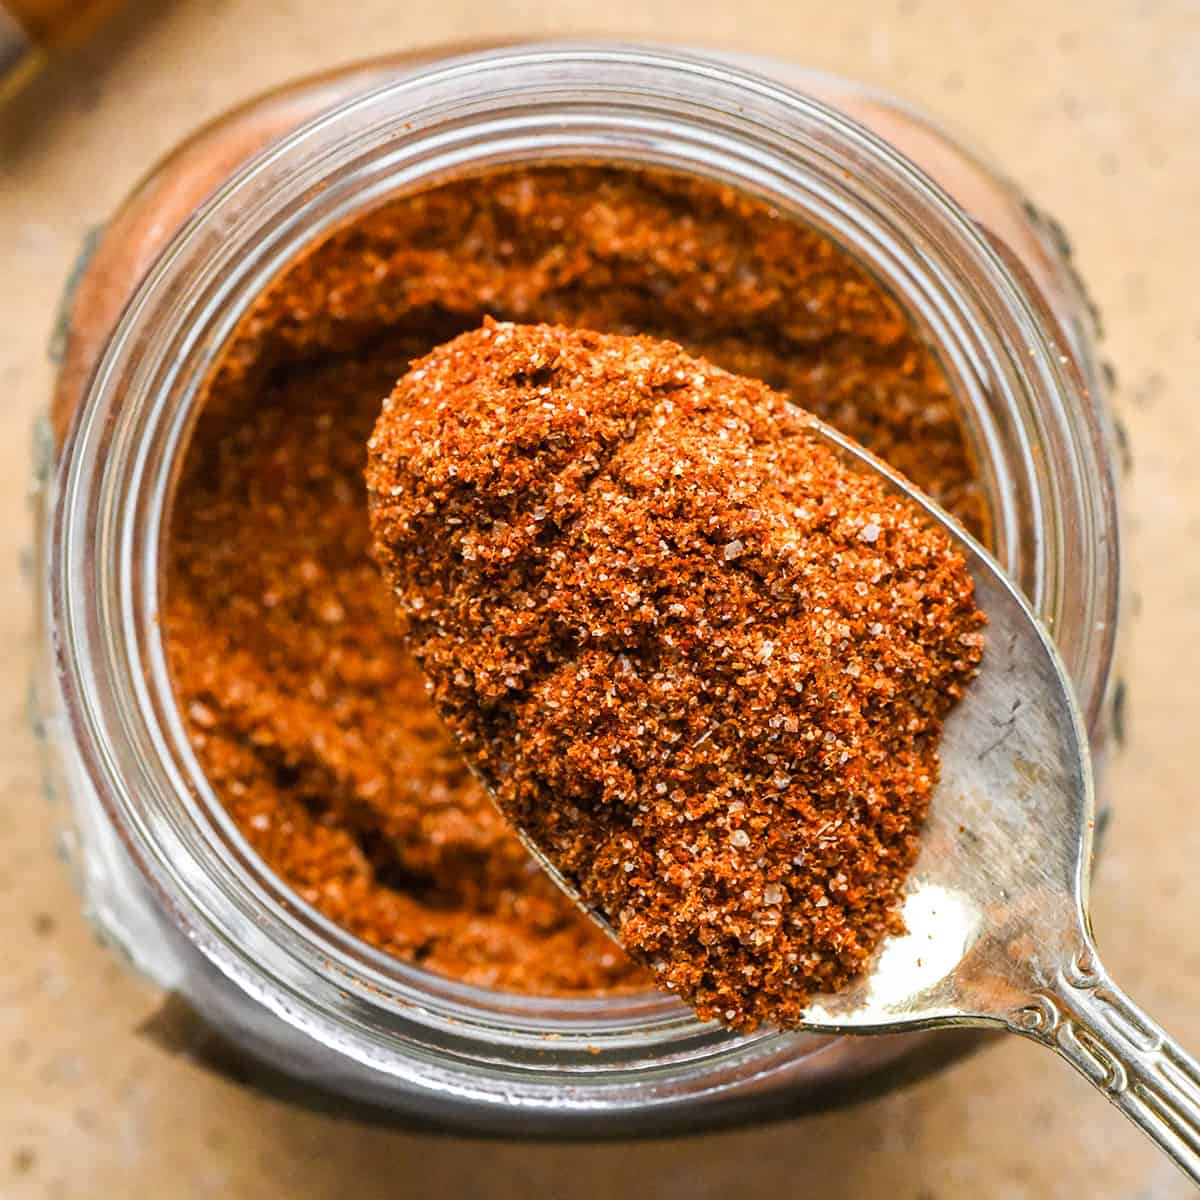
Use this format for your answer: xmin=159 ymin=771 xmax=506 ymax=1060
xmin=50 ymin=42 xmax=1118 ymax=1108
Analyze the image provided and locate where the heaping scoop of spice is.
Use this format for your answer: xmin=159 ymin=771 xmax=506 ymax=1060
xmin=367 ymin=320 xmax=985 ymax=1031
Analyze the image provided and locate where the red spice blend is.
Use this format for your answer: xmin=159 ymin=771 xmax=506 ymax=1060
xmin=167 ymin=352 xmax=637 ymax=991
xmin=367 ymin=321 xmax=985 ymax=1029
xmin=166 ymin=164 xmax=984 ymax=997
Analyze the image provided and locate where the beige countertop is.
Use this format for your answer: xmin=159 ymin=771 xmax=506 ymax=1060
xmin=3 ymin=1 xmax=1199 ymax=1196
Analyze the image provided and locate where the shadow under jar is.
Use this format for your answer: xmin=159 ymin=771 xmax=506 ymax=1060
xmin=35 ymin=43 xmax=1123 ymax=1134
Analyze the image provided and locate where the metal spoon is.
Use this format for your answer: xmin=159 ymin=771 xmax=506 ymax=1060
xmin=505 ymin=418 xmax=1200 ymax=1185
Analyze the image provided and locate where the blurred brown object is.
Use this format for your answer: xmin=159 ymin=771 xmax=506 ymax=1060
xmin=1 ymin=0 xmax=124 ymax=97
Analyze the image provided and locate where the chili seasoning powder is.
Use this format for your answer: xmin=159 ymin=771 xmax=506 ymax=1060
xmin=367 ymin=321 xmax=985 ymax=1029
xmin=166 ymin=164 xmax=985 ymax=998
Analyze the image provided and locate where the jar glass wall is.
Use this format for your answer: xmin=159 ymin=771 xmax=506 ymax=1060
xmin=35 ymin=43 xmax=1121 ymax=1133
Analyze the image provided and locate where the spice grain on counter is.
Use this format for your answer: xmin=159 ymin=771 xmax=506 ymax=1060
xmin=167 ymin=164 xmax=985 ymax=999
xmin=368 ymin=322 xmax=985 ymax=1030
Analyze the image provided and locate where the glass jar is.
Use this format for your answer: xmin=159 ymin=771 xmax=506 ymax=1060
xmin=34 ymin=43 xmax=1122 ymax=1133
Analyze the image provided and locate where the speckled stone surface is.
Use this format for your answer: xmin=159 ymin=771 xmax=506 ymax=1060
xmin=2 ymin=1 xmax=1199 ymax=1196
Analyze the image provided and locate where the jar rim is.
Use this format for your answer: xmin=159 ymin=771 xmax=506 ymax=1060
xmin=49 ymin=41 xmax=1119 ymax=1117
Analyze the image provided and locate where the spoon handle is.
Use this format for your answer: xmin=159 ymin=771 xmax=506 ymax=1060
xmin=1013 ymin=941 xmax=1200 ymax=1185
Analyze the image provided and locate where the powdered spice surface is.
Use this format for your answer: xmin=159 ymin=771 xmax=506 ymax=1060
xmin=368 ymin=322 xmax=985 ymax=1029
xmin=166 ymin=164 xmax=985 ymax=997
xmin=167 ymin=353 xmax=637 ymax=991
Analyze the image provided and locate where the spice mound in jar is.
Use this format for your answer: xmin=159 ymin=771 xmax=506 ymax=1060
xmin=367 ymin=321 xmax=985 ymax=1031
xmin=166 ymin=164 xmax=985 ymax=999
